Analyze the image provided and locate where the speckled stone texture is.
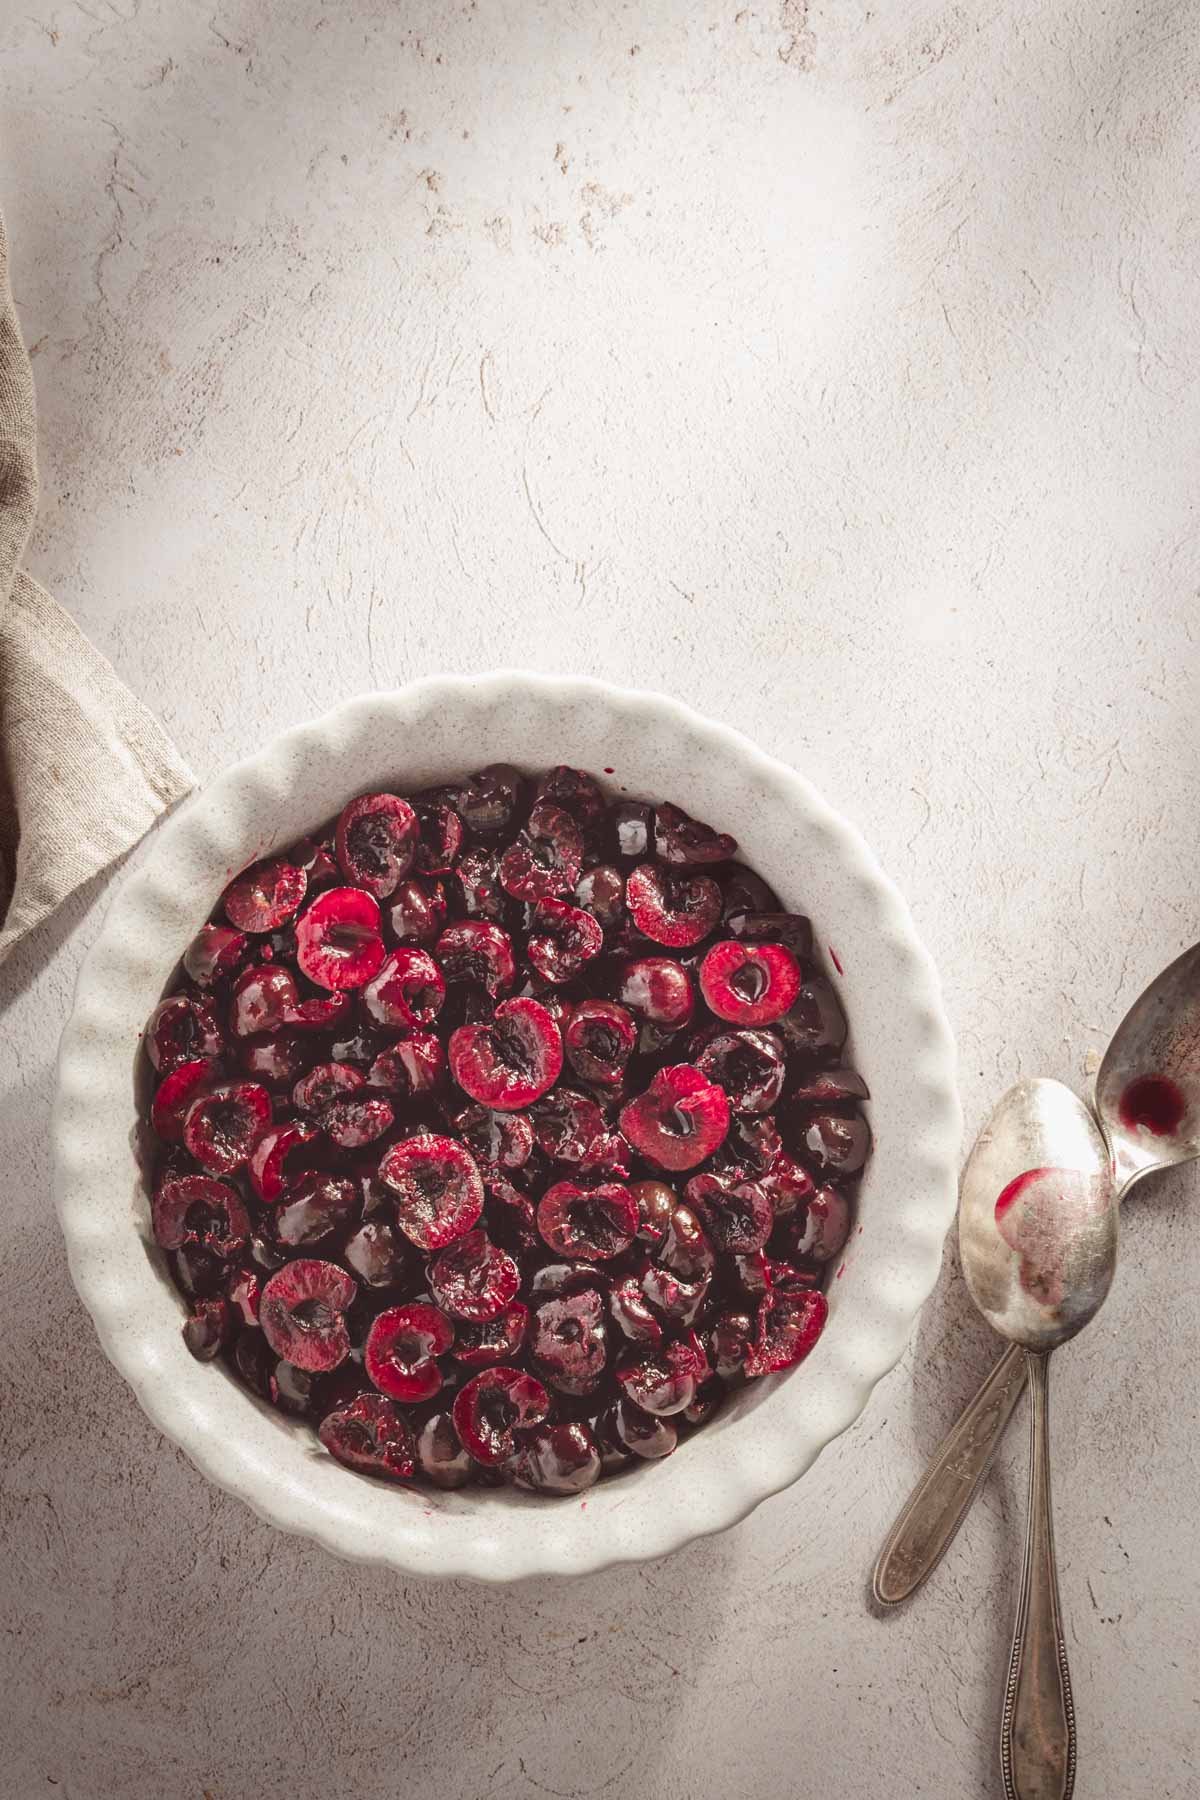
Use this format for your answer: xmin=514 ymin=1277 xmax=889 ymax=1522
xmin=1 ymin=2 xmax=1198 ymax=1797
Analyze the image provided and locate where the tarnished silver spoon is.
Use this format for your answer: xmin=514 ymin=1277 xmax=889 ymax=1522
xmin=959 ymin=1079 xmax=1117 ymax=1800
xmin=872 ymin=941 xmax=1200 ymax=1607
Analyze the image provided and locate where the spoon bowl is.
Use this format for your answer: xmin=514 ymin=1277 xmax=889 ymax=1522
xmin=1094 ymin=941 xmax=1200 ymax=1193
xmin=959 ymin=1078 xmax=1118 ymax=1351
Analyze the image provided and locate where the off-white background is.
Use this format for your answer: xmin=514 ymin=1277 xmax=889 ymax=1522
xmin=2 ymin=2 xmax=1198 ymax=1795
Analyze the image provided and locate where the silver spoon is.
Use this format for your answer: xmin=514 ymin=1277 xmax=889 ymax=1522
xmin=959 ymin=1078 xmax=1117 ymax=1800
xmin=872 ymin=941 xmax=1200 ymax=1607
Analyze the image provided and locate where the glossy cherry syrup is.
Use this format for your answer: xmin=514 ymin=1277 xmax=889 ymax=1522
xmin=1118 ymin=1074 xmax=1186 ymax=1138
xmin=144 ymin=766 xmax=871 ymax=1496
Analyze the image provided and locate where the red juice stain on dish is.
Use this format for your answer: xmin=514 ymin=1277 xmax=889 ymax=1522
xmin=829 ymin=947 xmax=844 ymax=975
xmin=994 ymin=1166 xmax=1105 ymax=1308
xmin=1118 ymin=1074 xmax=1185 ymax=1137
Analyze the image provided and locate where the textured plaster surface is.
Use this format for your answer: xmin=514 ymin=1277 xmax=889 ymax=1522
xmin=2 ymin=2 xmax=1199 ymax=1796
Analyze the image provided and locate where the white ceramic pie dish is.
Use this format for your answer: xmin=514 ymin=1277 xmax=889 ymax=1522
xmin=53 ymin=672 xmax=960 ymax=1581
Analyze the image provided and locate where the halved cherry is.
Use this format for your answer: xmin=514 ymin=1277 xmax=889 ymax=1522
xmin=528 ymin=1291 xmax=606 ymax=1402
xmin=574 ymin=864 xmax=625 ymax=928
xmin=428 ymin=1229 xmax=519 ymax=1321
xmin=449 ymin=1103 xmax=534 ymax=1173
xmin=182 ymin=1297 xmax=236 ymax=1361
xmin=145 ymin=995 xmax=222 ymax=1073
xmin=775 ymin=977 xmax=847 ymax=1055
xmin=322 ymin=1094 xmax=395 ymax=1148
xmin=653 ymin=802 xmax=736 ymax=866
xmin=412 ymin=798 xmax=465 ymax=875
xmin=281 ymin=989 xmax=354 ymax=1032
xmin=684 ymin=1171 xmax=773 ymax=1254
xmin=452 ymin=1301 xmax=529 ymax=1368
xmin=579 ymin=1129 xmax=632 ymax=1180
xmin=789 ymin=1066 xmax=871 ymax=1107
xmin=613 ymin=1398 xmax=677 ymax=1459
xmin=239 ymin=1031 xmax=310 ymax=1087
xmin=526 ymin=898 xmax=603 ymax=983
xmin=362 ymin=946 xmax=445 ymax=1028
xmin=618 ymin=1064 xmax=729 ymax=1172
xmin=454 ymin=763 xmax=525 ymax=836
xmin=483 ymin=1177 xmax=540 ymax=1255
xmin=657 ymin=1203 xmax=716 ymax=1279
xmin=294 ymin=834 xmax=339 ymax=885
xmin=534 ymin=765 xmax=607 ymax=833
xmin=379 ymin=1133 xmax=484 ymax=1249
xmin=292 ymin=1061 xmax=365 ymax=1112
xmin=367 ymin=1030 xmax=444 ymax=1097
xmin=727 ymin=909 xmax=814 ymax=960
xmin=226 ymin=1264 xmax=262 ymax=1325
xmin=699 ymin=940 xmax=802 ymax=1026
xmin=448 ymin=997 xmax=563 ymax=1110
xmin=182 ymin=1081 xmax=271 ymax=1175
xmin=454 ymin=847 xmax=508 ymax=920
xmin=529 ymin=1089 xmax=604 ymax=1164
xmin=259 ymin=1258 xmax=356 ymax=1372
xmin=272 ymin=1172 xmax=361 ymax=1248
xmin=563 ymin=999 xmax=637 ymax=1089
xmin=295 ymin=887 xmax=386 ymax=991
xmin=152 ymin=1174 xmax=249 ymax=1256
xmin=793 ymin=1184 xmax=853 ymax=1263
xmin=630 ymin=1180 xmax=678 ymax=1249
xmin=343 ymin=1219 xmax=413 ymax=1288
xmin=434 ymin=921 xmax=516 ymax=998
xmin=641 ymin=1262 xmax=711 ymax=1327
xmin=319 ymin=1393 xmax=416 ymax=1480
xmin=452 ymin=1366 xmax=550 ymax=1466
xmin=389 ymin=875 xmax=449 ymax=945
xmin=537 ymin=1181 xmax=638 ymax=1261
xmin=248 ymin=1120 xmax=320 ymax=1201
xmin=802 ymin=1110 xmax=872 ymax=1176
xmin=511 ymin=1422 xmax=602 ymax=1496
xmin=230 ymin=963 xmax=298 ymax=1038
xmin=709 ymin=1308 xmax=755 ymax=1379
xmin=745 ymin=1287 xmax=828 ymax=1377
xmin=615 ymin=958 xmax=695 ymax=1031
xmin=616 ymin=1340 xmax=705 ymax=1416
xmin=182 ymin=923 xmax=248 ymax=987
xmin=334 ymin=792 xmax=418 ymax=897
xmin=695 ymin=1029 xmax=786 ymax=1112
xmin=723 ymin=1111 xmax=783 ymax=1173
xmin=150 ymin=1059 xmax=215 ymax=1143
xmin=626 ymin=864 xmax=721 ymax=948
xmin=720 ymin=865 xmax=779 ymax=917
xmin=759 ymin=1150 xmax=815 ymax=1218
xmin=608 ymin=1276 xmax=665 ymax=1347
xmin=416 ymin=1410 xmax=473 ymax=1487
xmin=498 ymin=801 xmax=582 ymax=900
xmin=223 ymin=857 xmax=308 ymax=934
xmin=365 ymin=1301 xmax=455 ymax=1401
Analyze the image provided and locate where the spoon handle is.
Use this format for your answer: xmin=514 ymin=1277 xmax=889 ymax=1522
xmin=872 ymin=1342 xmax=1029 ymax=1605
xmin=1002 ymin=1350 xmax=1076 ymax=1800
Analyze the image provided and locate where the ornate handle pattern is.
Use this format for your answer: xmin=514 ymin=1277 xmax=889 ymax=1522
xmin=1001 ymin=1351 xmax=1076 ymax=1800
xmin=872 ymin=1342 xmax=1030 ymax=1606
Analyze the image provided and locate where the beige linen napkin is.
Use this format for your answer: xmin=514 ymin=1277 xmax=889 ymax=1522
xmin=0 ymin=212 xmax=193 ymax=965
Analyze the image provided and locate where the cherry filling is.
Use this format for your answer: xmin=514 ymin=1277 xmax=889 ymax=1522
xmin=143 ymin=768 xmax=868 ymax=1495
